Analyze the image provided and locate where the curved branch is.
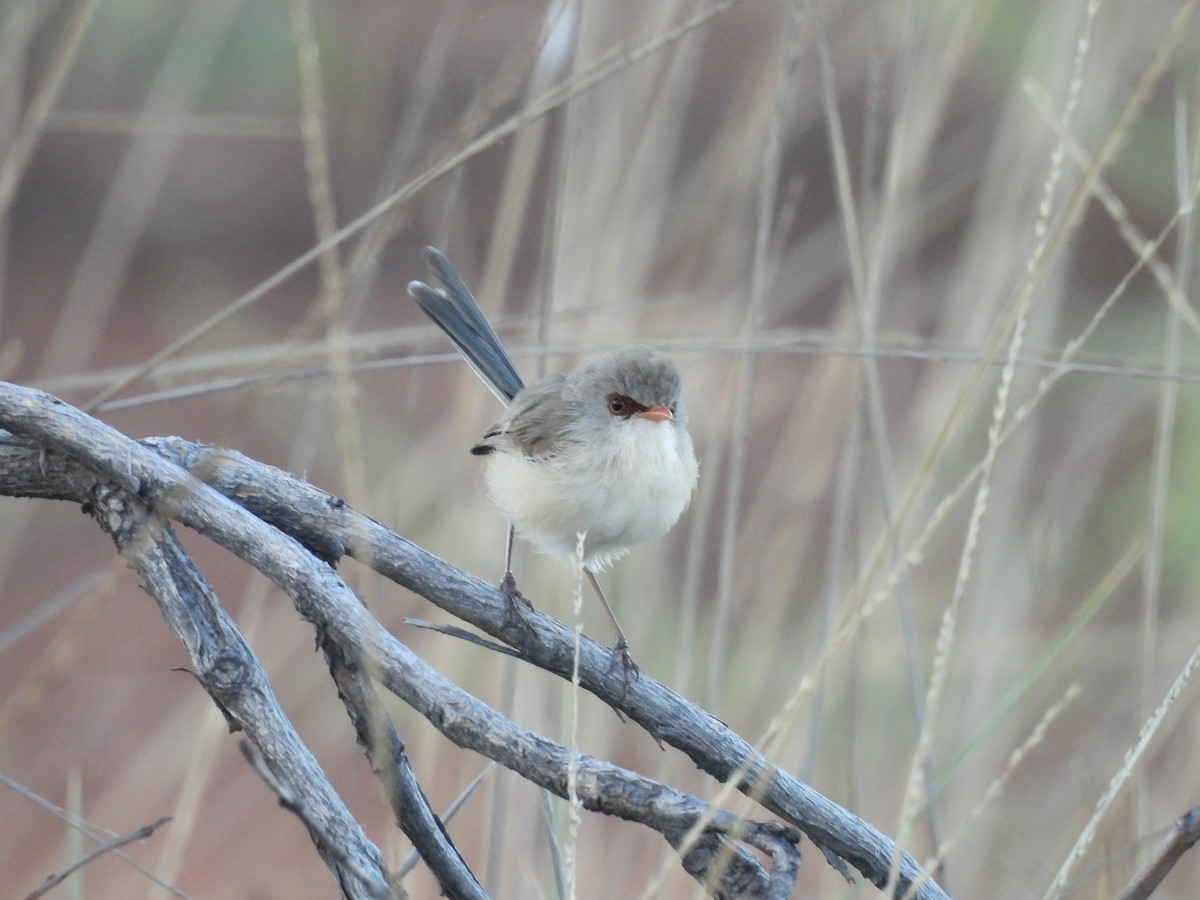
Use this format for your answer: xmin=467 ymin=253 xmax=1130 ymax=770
xmin=147 ymin=436 xmax=945 ymax=898
xmin=0 ymin=381 xmax=946 ymax=898
xmin=0 ymin=383 xmax=802 ymax=898
xmin=82 ymin=471 xmax=395 ymax=899
xmin=318 ymin=625 xmax=486 ymax=900
xmin=1117 ymin=805 xmax=1200 ymax=900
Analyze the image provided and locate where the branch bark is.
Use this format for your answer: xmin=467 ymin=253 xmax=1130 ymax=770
xmin=1117 ymin=805 xmax=1200 ymax=900
xmin=0 ymin=381 xmax=947 ymax=899
xmin=3 ymin=432 xmax=395 ymax=899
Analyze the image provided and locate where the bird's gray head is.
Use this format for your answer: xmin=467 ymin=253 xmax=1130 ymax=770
xmin=565 ymin=348 xmax=687 ymax=427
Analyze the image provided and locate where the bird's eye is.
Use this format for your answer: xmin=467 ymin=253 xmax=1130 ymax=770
xmin=668 ymin=402 xmax=677 ymax=415
xmin=607 ymin=393 xmax=627 ymax=415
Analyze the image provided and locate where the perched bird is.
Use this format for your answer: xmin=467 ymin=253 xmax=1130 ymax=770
xmin=408 ymin=248 xmax=698 ymax=672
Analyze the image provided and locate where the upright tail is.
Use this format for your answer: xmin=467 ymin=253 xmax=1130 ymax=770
xmin=407 ymin=247 xmax=525 ymax=404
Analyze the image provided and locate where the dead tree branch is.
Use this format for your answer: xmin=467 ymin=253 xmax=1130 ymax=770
xmin=23 ymin=815 xmax=173 ymax=900
xmin=0 ymin=381 xmax=946 ymax=899
xmin=1117 ymin=804 xmax=1200 ymax=900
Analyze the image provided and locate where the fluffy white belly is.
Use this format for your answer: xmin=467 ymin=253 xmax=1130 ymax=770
xmin=484 ymin=417 xmax=698 ymax=569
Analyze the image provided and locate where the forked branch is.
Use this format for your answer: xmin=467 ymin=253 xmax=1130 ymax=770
xmin=0 ymin=381 xmax=946 ymax=899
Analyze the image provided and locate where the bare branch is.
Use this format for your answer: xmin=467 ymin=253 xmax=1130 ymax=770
xmin=237 ymin=741 xmax=397 ymax=900
xmin=401 ymin=618 xmax=525 ymax=658
xmin=0 ymin=381 xmax=946 ymax=899
xmin=397 ymin=763 xmax=496 ymax=881
xmin=1117 ymin=805 xmax=1200 ymax=900
xmin=318 ymin=632 xmax=486 ymax=899
xmin=0 ymin=773 xmax=189 ymax=898
xmin=23 ymin=815 xmax=172 ymax=900
xmin=145 ymin=435 xmax=942 ymax=897
xmin=92 ymin=483 xmax=396 ymax=900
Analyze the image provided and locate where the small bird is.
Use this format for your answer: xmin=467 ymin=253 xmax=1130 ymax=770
xmin=408 ymin=247 xmax=698 ymax=673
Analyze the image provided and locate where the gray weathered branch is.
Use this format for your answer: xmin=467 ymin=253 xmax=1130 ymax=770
xmin=1117 ymin=804 xmax=1200 ymax=900
xmin=0 ymin=381 xmax=946 ymax=899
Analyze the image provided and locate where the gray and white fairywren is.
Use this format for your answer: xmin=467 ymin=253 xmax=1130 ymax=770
xmin=408 ymin=248 xmax=698 ymax=672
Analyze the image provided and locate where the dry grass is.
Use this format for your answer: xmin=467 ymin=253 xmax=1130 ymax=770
xmin=2 ymin=0 xmax=1200 ymax=897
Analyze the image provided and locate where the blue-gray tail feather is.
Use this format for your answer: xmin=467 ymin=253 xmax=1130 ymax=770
xmin=407 ymin=247 xmax=524 ymax=404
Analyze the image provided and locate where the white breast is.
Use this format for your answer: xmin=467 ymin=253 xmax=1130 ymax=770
xmin=484 ymin=417 xmax=698 ymax=569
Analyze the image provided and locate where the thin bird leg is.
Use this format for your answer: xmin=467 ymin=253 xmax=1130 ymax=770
xmin=584 ymin=568 xmax=638 ymax=678
xmin=499 ymin=523 xmax=535 ymax=629
xmin=501 ymin=522 xmax=519 ymax=595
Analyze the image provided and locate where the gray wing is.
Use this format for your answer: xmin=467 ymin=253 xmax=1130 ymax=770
xmin=471 ymin=374 xmax=573 ymax=459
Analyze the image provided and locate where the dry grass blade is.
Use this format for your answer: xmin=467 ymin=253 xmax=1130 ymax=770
xmin=0 ymin=0 xmax=99 ymax=219
xmin=82 ymin=0 xmax=749 ymax=411
xmin=906 ymin=684 xmax=1081 ymax=900
xmin=1043 ymin=636 xmax=1200 ymax=899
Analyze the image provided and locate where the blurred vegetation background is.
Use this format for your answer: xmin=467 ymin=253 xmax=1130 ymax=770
xmin=2 ymin=0 xmax=1199 ymax=897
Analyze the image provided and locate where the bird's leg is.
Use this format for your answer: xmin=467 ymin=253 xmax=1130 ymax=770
xmin=584 ymin=568 xmax=639 ymax=684
xmin=500 ymin=523 xmax=535 ymax=627
xmin=500 ymin=522 xmax=521 ymax=597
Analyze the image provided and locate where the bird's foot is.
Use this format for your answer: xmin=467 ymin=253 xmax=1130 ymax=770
xmin=608 ymin=638 xmax=640 ymax=702
xmin=499 ymin=570 xmax=526 ymax=603
xmin=499 ymin=571 xmax=536 ymax=634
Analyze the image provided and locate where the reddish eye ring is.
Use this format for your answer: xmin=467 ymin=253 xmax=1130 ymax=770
xmin=607 ymin=393 xmax=626 ymax=414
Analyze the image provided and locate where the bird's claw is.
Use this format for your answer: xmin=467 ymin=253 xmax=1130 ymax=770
xmin=499 ymin=571 xmax=537 ymax=635
xmin=609 ymin=638 xmax=639 ymax=702
xmin=499 ymin=570 xmax=527 ymax=604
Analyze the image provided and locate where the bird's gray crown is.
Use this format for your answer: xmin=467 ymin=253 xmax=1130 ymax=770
xmin=568 ymin=348 xmax=683 ymax=408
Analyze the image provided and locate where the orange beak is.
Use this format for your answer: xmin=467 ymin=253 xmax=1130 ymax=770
xmin=639 ymin=404 xmax=673 ymax=422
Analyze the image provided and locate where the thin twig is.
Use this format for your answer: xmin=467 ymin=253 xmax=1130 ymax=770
xmin=402 ymin=618 xmax=525 ymax=658
xmin=1117 ymin=805 xmax=1200 ymax=900
xmin=319 ymin=635 xmax=485 ymax=900
xmin=0 ymin=774 xmax=188 ymax=898
xmin=23 ymin=815 xmax=172 ymax=900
